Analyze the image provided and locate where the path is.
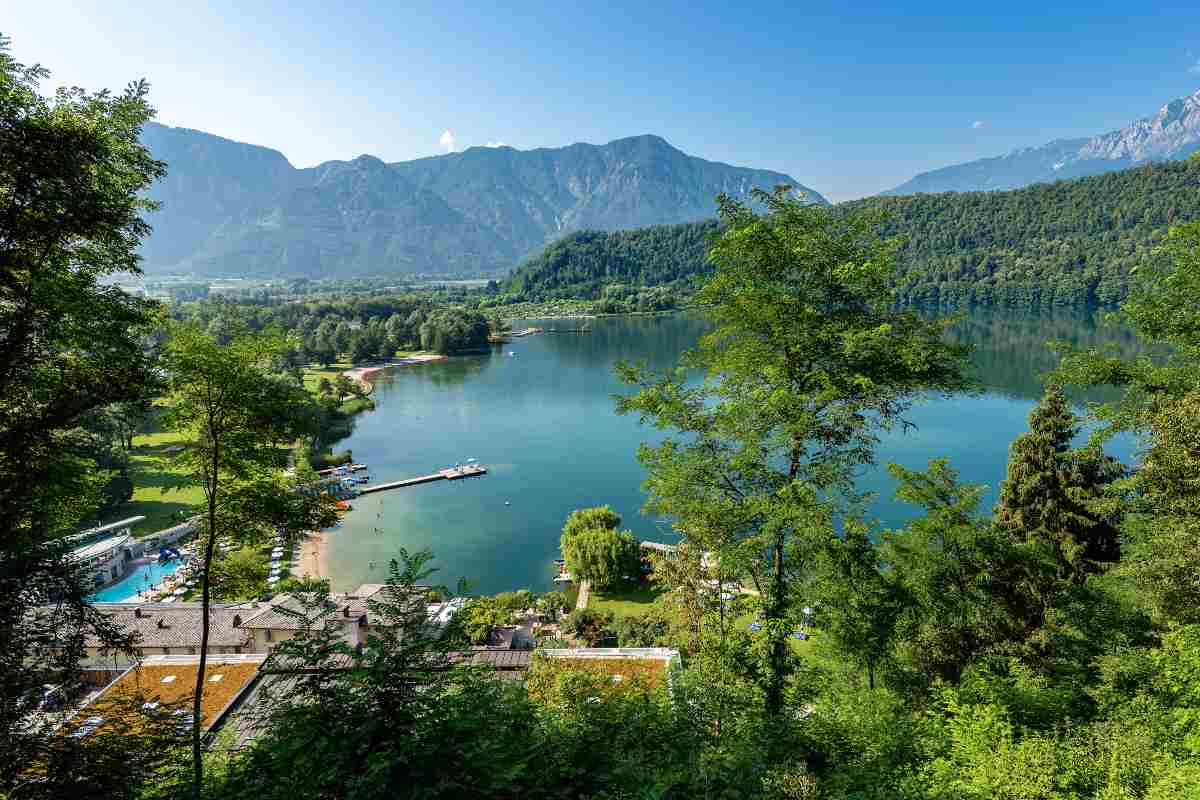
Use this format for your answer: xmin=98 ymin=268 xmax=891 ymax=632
xmin=576 ymin=580 xmax=591 ymax=610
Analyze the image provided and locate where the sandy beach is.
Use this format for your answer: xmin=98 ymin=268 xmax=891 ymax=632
xmin=299 ymin=530 xmax=329 ymax=579
xmin=341 ymin=354 xmax=447 ymax=393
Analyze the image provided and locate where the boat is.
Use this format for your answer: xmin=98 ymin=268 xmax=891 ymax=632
xmin=504 ymin=500 xmax=511 ymax=506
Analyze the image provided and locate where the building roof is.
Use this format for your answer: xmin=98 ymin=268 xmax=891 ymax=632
xmin=86 ymin=603 xmax=254 ymax=650
xmin=70 ymin=533 xmax=131 ymax=561
xmin=63 ymin=654 xmax=265 ymax=738
xmin=69 ymin=516 xmax=145 ymax=542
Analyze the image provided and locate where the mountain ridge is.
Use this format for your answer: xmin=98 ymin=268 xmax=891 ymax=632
xmin=507 ymin=158 xmax=1200 ymax=309
xmin=887 ymin=89 xmax=1200 ymax=195
xmin=138 ymin=124 xmax=824 ymax=277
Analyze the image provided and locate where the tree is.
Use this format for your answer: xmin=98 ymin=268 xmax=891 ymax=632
xmin=559 ymin=506 xmax=638 ymax=589
xmin=617 ymin=188 xmax=970 ymax=720
xmin=212 ymin=552 xmax=537 ymax=800
xmin=316 ymin=377 xmax=333 ymax=396
xmin=1058 ymin=220 xmax=1200 ymax=623
xmin=0 ymin=37 xmax=169 ymax=797
xmin=994 ymin=385 xmax=1124 ymax=579
xmin=813 ymin=521 xmax=906 ymax=690
xmin=334 ymin=374 xmax=355 ymax=404
xmin=561 ymin=526 xmax=639 ymax=589
xmin=562 ymin=608 xmax=613 ymax=645
xmin=883 ymin=460 xmax=1049 ymax=689
xmin=418 ymin=307 xmax=489 ymax=354
xmin=561 ymin=505 xmax=622 ymax=539
xmin=162 ymin=324 xmax=337 ymax=799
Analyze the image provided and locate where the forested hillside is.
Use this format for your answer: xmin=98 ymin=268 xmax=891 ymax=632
xmin=506 ymin=158 xmax=1200 ymax=308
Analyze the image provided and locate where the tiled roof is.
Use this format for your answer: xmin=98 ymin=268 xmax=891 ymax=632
xmin=86 ymin=603 xmax=253 ymax=649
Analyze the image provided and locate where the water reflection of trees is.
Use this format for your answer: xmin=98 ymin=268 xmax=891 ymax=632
xmin=371 ymin=309 xmax=1146 ymax=406
xmin=528 ymin=313 xmax=712 ymax=371
xmin=946 ymin=307 xmax=1149 ymax=403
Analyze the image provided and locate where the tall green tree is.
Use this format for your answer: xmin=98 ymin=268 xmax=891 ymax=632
xmin=617 ymin=188 xmax=970 ymax=720
xmin=560 ymin=526 xmax=639 ymax=589
xmin=162 ymin=323 xmax=336 ymax=799
xmin=812 ymin=521 xmax=906 ymax=690
xmin=993 ymin=385 xmax=1123 ymax=579
xmin=1058 ymin=220 xmax=1200 ymax=624
xmin=0 ymin=37 xmax=169 ymax=797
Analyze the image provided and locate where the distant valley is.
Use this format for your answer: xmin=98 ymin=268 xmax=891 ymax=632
xmin=138 ymin=124 xmax=824 ymax=277
xmin=887 ymin=88 xmax=1200 ymax=194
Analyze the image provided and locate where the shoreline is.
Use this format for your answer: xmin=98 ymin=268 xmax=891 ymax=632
xmin=341 ymin=354 xmax=447 ymax=393
xmin=300 ymin=529 xmax=329 ymax=580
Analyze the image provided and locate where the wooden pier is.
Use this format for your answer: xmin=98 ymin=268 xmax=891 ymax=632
xmin=358 ymin=464 xmax=487 ymax=494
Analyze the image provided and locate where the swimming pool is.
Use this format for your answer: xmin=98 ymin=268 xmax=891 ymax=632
xmin=91 ymin=559 xmax=182 ymax=603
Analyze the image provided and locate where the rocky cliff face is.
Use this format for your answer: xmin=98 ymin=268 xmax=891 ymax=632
xmin=138 ymin=126 xmax=824 ymax=277
xmin=887 ymin=89 xmax=1200 ymax=196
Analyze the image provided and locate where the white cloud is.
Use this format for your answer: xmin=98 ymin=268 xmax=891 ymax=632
xmin=484 ymin=140 xmax=507 ymax=148
xmin=971 ymin=120 xmax=985 ymax=129
xmin=439 ymin=129 xmax=457 ymax=152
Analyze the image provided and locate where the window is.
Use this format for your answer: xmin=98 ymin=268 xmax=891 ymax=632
xmin=265 ymin=629 xmax=273 ymax=642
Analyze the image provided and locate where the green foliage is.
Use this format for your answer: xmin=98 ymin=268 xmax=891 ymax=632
xmin=994 ymin=385 xmax=1124 ymax=578
xmin=0 ymin=37 xmax=175 ymax=798
xmin=617 ymin=187 xmax=970 ymax=720
xmin=505 ymin=222 xmax=718 ymax=304
xmin=208 ymin=546 xmax=270 ymax=600
xmin=1058 ymin=220 xmax=1200 ymax=624
xmin=560 ymin=526 xmax=639 ymax=589
xmin=561 ymin=505 xmax=622 ymax=538
xmin=418 ymin=307 xmax=490 ymax=354
xmin=163 ymin=323 xmax=338 ymax=797
xmin=562 ymin=608 xmax=613 ymax=645
xmin=507 ymin=159 xmax=1200 ymax=310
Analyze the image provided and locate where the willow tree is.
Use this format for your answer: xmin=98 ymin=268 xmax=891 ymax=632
xmin=163 ymin=324 xmax=336 ymax=798
xmin=617 ymin=188 xmax=970 ymax=719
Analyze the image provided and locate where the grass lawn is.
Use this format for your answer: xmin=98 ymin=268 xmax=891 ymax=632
xmin=301 ymin=361 xmax=354 ymax=394
xmin=589 ymin=581 xmax=667 ymax=620
xmin=96 ymin=411 xmax=204 ymax=536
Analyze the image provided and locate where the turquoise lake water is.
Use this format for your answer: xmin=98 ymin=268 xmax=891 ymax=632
xmin=323 ymin=308 xmax=1143 ymax=596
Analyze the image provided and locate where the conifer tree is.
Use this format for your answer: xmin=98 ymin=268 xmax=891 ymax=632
xmin=994 ymin=385 xmax=1122 ymax=579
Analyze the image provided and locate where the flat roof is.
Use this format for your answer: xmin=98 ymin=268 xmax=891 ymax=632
xmin=63 ymin=655 xmax=265 ymax=738
xmin=71 ymin=533 xmax=131 ymax=561
xmin=71 ymin=516 xmax=145 ymax=541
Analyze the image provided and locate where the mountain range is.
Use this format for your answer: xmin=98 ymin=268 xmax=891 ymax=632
xmin=509 ymin=158 xmax=1200 ymax=309
xmin=887 ymin=89 xmax=1200 ymax=195
xmin=137 ymin=124 xmax=824 ymax=277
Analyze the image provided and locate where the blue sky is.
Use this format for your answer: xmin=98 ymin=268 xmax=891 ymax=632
xmin=8 ymin=1 xmax=1200 ymax=200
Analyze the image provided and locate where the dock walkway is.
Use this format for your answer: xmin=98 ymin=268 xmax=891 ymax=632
xmin=359 ymin=464 xmax=487 ymax=495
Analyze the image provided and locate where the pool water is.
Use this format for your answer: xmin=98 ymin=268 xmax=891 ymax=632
xmin=90 ymin=559 xmax=182 ymax=603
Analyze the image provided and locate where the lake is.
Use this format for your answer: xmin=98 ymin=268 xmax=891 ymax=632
xmin=323 ymin=308 xmax=1144 ymax=595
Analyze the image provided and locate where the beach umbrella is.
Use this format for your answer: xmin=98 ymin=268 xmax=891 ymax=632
xmin=748 ymin=623 xmax=762 ymax=632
